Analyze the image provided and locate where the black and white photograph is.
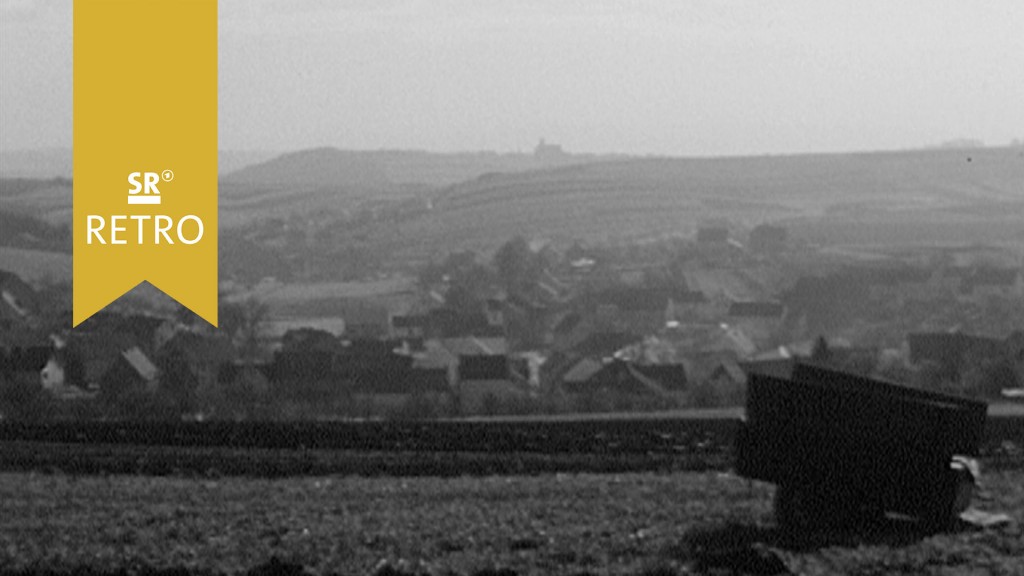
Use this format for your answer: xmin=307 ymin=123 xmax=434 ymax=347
xmin=1 ymin=1 xmax=1023 ymax=574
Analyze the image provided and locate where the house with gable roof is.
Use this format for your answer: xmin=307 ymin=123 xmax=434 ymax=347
xmin=559 ymin=357 xmax=687 ymax=410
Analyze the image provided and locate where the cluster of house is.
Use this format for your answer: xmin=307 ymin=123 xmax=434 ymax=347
xmin=1 ymin=309 xmax=225 ymax=403
xmin=907 ymin=331 xmax=1024 ymax=385
xmin=3 ymin=226 xmax=1024 ymax=419
xmin=0 ymin=267 xmax=770 ymax=417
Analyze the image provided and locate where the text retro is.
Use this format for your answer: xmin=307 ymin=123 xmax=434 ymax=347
xmin=85 ymin=170 xmax=205 ymax=245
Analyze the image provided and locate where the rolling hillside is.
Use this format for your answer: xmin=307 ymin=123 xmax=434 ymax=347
xmin=3 ymin=146 xmax=1022 ymax=260
xmin=378 ymin=146 xmax=1024 ymax=257
xmin=221 ymin=146 xmax=620 ymax=189
xmin=0 ymin=177 xmax=73 ymax=224
xmin=222 ymin=147 xmax=394 ymax=190
xmin=216 ymin=146 xmax=621 ymax=225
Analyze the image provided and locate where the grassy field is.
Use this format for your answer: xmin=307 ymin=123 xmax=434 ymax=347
xmin=1 ymin=470 xmax=1021 ymax=576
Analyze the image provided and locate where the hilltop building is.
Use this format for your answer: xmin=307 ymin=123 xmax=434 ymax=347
xmin=534 ymin=139 xmax=568 ymax=162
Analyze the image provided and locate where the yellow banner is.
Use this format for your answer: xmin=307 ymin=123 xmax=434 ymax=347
xmin=74 ymin=0 xmax=218 ymax=326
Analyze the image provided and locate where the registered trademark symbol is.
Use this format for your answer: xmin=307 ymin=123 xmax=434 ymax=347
xmin=161 ymin=170 xmax=174 ymax=182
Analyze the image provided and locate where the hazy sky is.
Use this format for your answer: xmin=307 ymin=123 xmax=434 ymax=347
xmin=2 ymin=0 xmax=1022 ymax=156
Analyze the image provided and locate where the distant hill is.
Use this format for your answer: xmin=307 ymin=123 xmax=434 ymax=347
xmin=378 ymin=146 xmax=1024 ymax=258
xmin=0 ymin=178 xmax=73 ymax=225
xmin=216 ymin=146 xmax=623 ymax=226
xmin=218 ymin=148 xmax=401 ymax=224
xmin=3 ymin=146 xmax=1022 ymax=258
xmin=222 ymin=147 xmax=394 ymax=190
xmin=4 ymin=144 xmax=621 ymax=226
xmin=221 ymin=146 xmax=621 ymax=190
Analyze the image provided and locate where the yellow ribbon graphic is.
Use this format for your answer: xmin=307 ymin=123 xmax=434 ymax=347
xmin=74 ymin=0 xmax=218 ymax=326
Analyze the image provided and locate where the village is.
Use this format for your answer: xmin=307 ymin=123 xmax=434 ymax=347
xmin=3 ymin=221 xmax=1023 ymax=422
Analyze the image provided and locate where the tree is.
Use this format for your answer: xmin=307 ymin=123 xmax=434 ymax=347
xmin=494 ymin=236 xmax=541 ymax=295
xmin=810 ymin=335 xmax=832 ymax=364
xmin=220 ymin=297 xmax=269 ymax=361
xmin=155 ymin=346 xmax=199 ymax=416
